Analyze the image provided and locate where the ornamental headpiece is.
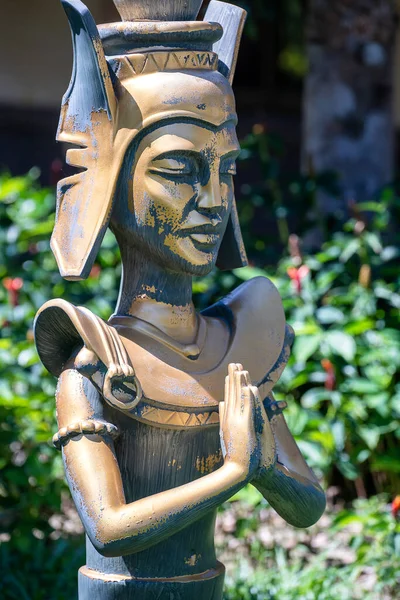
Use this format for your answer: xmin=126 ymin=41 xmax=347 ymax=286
xmin=54 ymin=0 xmax=247 ymax=279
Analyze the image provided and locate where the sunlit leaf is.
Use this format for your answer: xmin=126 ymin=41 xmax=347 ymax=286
xmin=326 ymin=331 xmax=356 ymax=362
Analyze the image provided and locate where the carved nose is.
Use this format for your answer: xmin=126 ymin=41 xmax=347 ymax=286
xmin=197 ymin=175 xmax=222 ymax=213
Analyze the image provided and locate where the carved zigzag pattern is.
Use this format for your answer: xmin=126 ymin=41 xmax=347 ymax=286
xmin=138 ymin=404 xmax=220 ymax=428
xmin=121 ymin=51 xmax=218 ymax=77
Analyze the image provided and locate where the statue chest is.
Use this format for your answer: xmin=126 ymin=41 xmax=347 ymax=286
xmin=109 ymin=409 xmax=223 ymax=502
xmin=84 ymin=409 xmax=224 ymax=586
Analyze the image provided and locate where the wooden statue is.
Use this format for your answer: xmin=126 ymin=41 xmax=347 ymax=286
xmin=34 ymin=1 xmax=326 ymax=598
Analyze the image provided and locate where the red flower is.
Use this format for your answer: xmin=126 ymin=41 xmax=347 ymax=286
xmin=287 ymin=265 xmax=310 ymax=294
xmin=321 ymin=359 xmax=336 ymax=391
xmin=89 ymin=264 xmax=102 ymax=279
xmin=3 ymin=277 xmax=23 ymax=307
xmin=391 ymin=496 xmax=400 ymax=520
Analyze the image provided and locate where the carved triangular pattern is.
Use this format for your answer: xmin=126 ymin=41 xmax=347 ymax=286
xmin=166 ymin=53 xmax=182 ymax=70
xmin=127 ymin=54 xmax=148 ymax=74
xmin=149 ymin=53 xmax=169 ymax=72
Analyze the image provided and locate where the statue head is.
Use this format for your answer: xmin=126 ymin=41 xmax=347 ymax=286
xmin=53 ymin=0 xmax=247 ymax=280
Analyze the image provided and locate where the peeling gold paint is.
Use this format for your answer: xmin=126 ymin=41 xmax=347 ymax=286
xmin=185 ymin=553 xmax=201 ymax=566
xmin=196 ymin=450 xmax=223 ymax=474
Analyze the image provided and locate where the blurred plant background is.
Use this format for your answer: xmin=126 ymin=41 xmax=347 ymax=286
xmin=1 ymin=132 xmax=400 ymax=598
xmin=1 ymin=0 xmax=400 ymax=598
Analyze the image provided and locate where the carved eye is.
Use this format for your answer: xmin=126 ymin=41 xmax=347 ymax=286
xmin=149 ymin=156 xmax=195 ymax=178
xmin=219 ymin=158 xmax=237 ymax=177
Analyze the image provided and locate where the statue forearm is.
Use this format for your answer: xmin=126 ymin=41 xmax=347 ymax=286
xmin=253 ymin=462 xmax=326 ymax=528
xmin=251 ymin=398 xmax=326 ymax=528
xmin=58 ymin=367 xmax=250 ymax=557
xmin=64 ymin=441 xmax=247 ymax=558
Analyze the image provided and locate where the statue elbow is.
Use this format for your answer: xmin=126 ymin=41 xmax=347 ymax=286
xmin=91 ymin=538 xmax=121 ymax=558
xmin=86 ymin=514 xmax=151 ymax=557
xmin=86 ymin=525 xmax=123 ymax=558
xmin=256 ymin=475 xmax=327 ymax=529
xmin=289 ymin=486 xmax=326 ymax=529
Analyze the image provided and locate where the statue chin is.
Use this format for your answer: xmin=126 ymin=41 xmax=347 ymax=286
xmin=112 ymin=222 xmax=221 ymax=278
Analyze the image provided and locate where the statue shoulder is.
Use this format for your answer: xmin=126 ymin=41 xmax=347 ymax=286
xmin=34 ymin=299 xmax=142 ymax=412
xmin=206 ymin=277 xmax=293 ymax=394
xmin=34 ymin=299 xmax=112 ymax=377
xmin=231 ymin=277 xmax=294 ymax=394
xmin=223 ymin=275 xmax=284 ymax=315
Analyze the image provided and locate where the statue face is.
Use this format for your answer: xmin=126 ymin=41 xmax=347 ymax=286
xmin=112 ymin=121 xmax=240 ymax=276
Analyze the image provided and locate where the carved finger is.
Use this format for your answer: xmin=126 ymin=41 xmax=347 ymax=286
xmin=234 ymin=369 xmax=243 ymax=412
xmin=219 ymin=401 xmax=225 ymax=428
xmin=242 ymin=370 xmax=252 ymax=387
xmin=223 ymin=375 xmax=230 ymax=427
xmin=228 ymin=363 xmax=237 ymax=409
xmin=219 ymin=402 xmax=227 ymax=459
xmin=249 ymin=385 xmax=265 ymax=434
xmin=241 ymin=384 xmax=251 ymax=417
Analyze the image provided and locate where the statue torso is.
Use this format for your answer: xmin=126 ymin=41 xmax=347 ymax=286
xmin=35 ymin=278 xmax=289 ymax=598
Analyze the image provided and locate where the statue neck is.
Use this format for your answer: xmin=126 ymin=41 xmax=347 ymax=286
xmin=114 ymin=247 xmax=198 ymax=344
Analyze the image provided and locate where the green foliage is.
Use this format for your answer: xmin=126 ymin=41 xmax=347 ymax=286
xmin=1 ymin=162 xmax=400 ymax=597
xmin=0 ymin=536 xmax=84 ymax=600
xmin=233 ymin=0 xmax=307 ymax=79
xmin=273 ymin=192 xmax=400 ymax=495
xmin=225 ymin=502 xmax=400 ymax=600
xmin=222 ymin=493 xmax=400 ymax=600
xmin=195 ymin=133 xmax=400 ymax=498
xmin=0 ymin=170 xmax=120 ymax=566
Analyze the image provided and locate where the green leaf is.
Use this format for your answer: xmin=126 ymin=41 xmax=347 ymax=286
xmin=344 ymin=319 xmax=375 ymax=335
xmin=336 ymin=457 xmax=359 ymax=480
xmin=343 ymin=378 xmax=382 ymax=395
xmin=292 ymin=334 xmax=322 ymax=362
xmin=233 ymin=266 xmax=268 ymax=281
xmin=340 ymin=239 xmax=360 ymax=263
xmin=364 ymin=232 xmax=382 ymax=254
xmin=296 ymin=440 xmax=326 ymax=466
xmin=358 ymin=426 xmax=381 ymax=450
xmin=316 ymin=306 xmax=345 ymax=325
xmin=326 ymin=331 xmax=356 ymax=362
xmin=356 ymin=201 xmax=386 ymax=213
xmin=301 ymin=388 xmax=333 ymax=408
xmin=371 ymin=454 xmax=400 ymax=473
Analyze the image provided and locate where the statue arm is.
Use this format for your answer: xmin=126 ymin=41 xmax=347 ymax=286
xmin=56 ymin=363 xmax=258 ymax=558
xmin=251 ymin=396 xmax=326 ymax=528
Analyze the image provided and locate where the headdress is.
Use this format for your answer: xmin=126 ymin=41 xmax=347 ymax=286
xmin=54 ymin=0 xmax=247 ymax=279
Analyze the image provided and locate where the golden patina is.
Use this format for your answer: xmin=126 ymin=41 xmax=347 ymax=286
xmin=34 ymin=1 xmax=326 ymax=598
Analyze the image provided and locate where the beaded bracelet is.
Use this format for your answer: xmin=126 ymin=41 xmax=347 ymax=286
xmin=53 ymin=420 xmax=119 ymax=450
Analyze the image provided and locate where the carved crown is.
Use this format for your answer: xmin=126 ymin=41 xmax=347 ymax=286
xmin=113 ymin=0 xmax=204 ymax=21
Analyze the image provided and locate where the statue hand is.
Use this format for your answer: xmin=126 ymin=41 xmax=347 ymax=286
xmin=219 ymin=363 xmax=260 ymax=481
xmin=235 ymin=369 xmax=277 ymax=476
xmin=255 ymin=392 xmax=277 ymax=475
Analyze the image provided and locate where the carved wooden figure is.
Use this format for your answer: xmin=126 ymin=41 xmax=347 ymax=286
xmin=34 ymin=1 xmax=326 ymax=598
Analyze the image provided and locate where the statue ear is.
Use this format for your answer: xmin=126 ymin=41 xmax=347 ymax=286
xmin=204 ymin=1 xmax=247 ymax=83
xmin=216 ymin=200 xmax=248 ymax=271
xmin=206 ymin=1 xmax=248 ymax=270
xmin=52 ymin=0 xmax=117 ymax=280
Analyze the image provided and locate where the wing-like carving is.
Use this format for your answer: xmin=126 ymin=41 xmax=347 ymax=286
xmin=204 ymin=0 xmax=247 ymax=83
xmin=52 ymin=0 xmax=117 ymax=280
